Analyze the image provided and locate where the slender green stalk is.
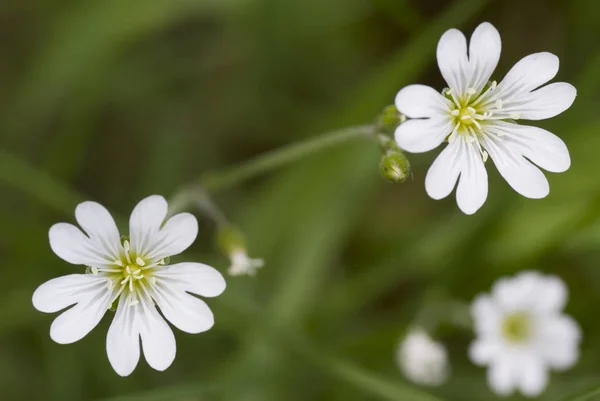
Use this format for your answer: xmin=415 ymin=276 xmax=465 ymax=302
xmin=94 ymin=383 xmax=219 ymax=401
xmin=0 ymin=148 xmax=83 ymax=216
xmin=291 ymin=335 xmax=444 ymax=401
xmin=200 ymin=124 xmax=375 ymax=192
xmin=561 ymin=383 xmax=600 ymax=401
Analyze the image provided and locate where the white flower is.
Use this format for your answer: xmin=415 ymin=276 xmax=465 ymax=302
xmin=394 ymin=22 xmax=575 ymax=215
xmin=469 ymin=271 xmax=581 ymax=397
xmin=32 ymin=195 xmax=226 ymax=377
xmin=228 ymin=249 xmax=264 ymax=276
xmin=397 ymin=327 xmax=449 ymax=387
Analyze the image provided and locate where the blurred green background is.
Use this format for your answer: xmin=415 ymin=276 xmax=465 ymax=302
xmin=1 ymin=0 xmax=600 ymax=400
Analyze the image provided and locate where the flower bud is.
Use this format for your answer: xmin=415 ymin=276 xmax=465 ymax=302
xmin=379 ymin=151 xmax=410 ymax=183
xmin=217 ymin=224 xmax=246 ymax=256
xmin=217 ymin=224 xmax=264 ymax=276
xmin=377 ymin=105 xmax=406 ymax=134
xmin=397 ymin=327 xmax=449 ymax=387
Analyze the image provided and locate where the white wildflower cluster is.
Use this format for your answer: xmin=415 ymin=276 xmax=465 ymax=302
xmin=31 ymin=19 xmax=584 ymax=400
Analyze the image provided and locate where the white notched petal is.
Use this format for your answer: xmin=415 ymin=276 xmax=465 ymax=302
xmin=468 ymin=22 xmax=502 ymax=92
xmin=152 ymin=285 xmax=214 ymax=334
xmin=517 ymin=355 xmax=548 ymax=397
xmin=50 ymin=285 xmax=113 ymax=344
xmin=107 ymin=296 xmax=141 ymax=377
xmin=488 ymin=359 xmax=516 ymax=396
xmin=540 ymin=315 xmax=581 ymax=370
xmin=485 ymin=122 xmax=570 ymax=173
xmin=394 ymin=118 xmax=453 ymax=153
xmin=146 ymin=213 xmax=199 ymax=260
xmin=533 ymin=275 xmax=568 ymax=312
xmin=495 ymin=52 xmax=559 ymax=98
xmin=75 ymin=201 xmax=122 ymax=261
xmin=469 ymin=339 xmax=500 ymax=366
xmin=425 ymin=138 xmax=462 ymax=200
xmin=138 ymin=297 xmax=176 ymax=372
xmin=129 ymin=195 xmax=169 ymax=257
xmin=49 ymin=223 xmax=113 ymax=266
xmin=456 ymin=138 xmax=488 ymax=215
xmin=32 ymin=274 xmax=109 ymax=313
xmin=510 ymin=82 xmax=577 ymax=121
xmin=471 ymin=294 xmax=501 ymax=335
xmin=437 ymin=28 xmax=469 ymax=95
xmin=153 ymin=262 xmax=226 ymax=298
xmin=482 ymin=134 xmax=549 ymax=199
xmin=394 ymin=85 xmax=452 ymax=119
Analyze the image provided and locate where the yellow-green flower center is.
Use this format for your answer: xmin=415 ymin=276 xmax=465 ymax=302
xmin=456 ymin=107 xmax=477 ymax=126
xmin=501 ymin=312 xmax=531 ymax=343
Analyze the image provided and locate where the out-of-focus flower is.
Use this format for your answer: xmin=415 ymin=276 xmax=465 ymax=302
xmin=228 ymin=249 xmax=264 ymax=276
xmin=394 ymin=22 xmax=575 ymax=214
xmin=470 ymin=271 xmax=581 ymax=397
xmin=33 ymin=195 xmax=226 ymax=376
xmin=217 ymin=224 xmax=264 ymax=276
xmin=397 ymin=327 xmax=449 ymax=387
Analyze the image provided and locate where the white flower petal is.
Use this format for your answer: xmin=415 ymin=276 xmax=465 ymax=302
xmin=468 ymin=22 xmax=501 ymax=92
xmin=469 ymin=339 xmax=501 ymax=366
xmin=394 ymin=85 xmax=452 ymax=119
xmin=106 ymin=296 xmax=141 ymax=377
xmin=437 ymin=28 xmax=469 ymax=95
xmin=533 ymin=274 xmax=568 ymax=312
xmin=506 ymin=82 xmax=576 ymax=121
xmin=153 ymin=262 xmax=226 ymax=298
xmin=485 ymin=122 xmax=570 ymax=173
xmin=129 ymin=195 xmax=169 ymax=257
xmin=481 ymin=134 xmax=549 ymax=199
xmin=425 ymin=138 xmax=462 ymax=200
xmin=138 ymin=297 xmax=176 ymax=372
xmin=152 ymin=285 xmax=214 ymax=334
xmin=516 ymin=354 xmax=548 ymax=397
xmin=471 ymin=294 xmax=501 ymax=335
xmin=456 ymin=138 xmax=488 ymax=215
xmin=496 ymin=52 xmax=559 ymax=98
xmin=539 ymin=315 xmax=581 ymax=370
xmin=49 ymin=223 xmax=113 ymax=266
xmin=488 ymin=358 xmax=516 ymax=396
xmin=32 ymin=274 xmax=109 ymax=313
xmin=75 ymin=201 xmax=122 ymax=261
xmin=394 ymin=118 xmax=453 ymax=153
xmin=49 ymin=284 xmax=113 ymax=344
xmin=145 ymin=213 xmax=198 ymax=260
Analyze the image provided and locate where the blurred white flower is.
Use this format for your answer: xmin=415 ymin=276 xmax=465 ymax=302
xmin=394 ymin=22 xmax=575 ymax=215
xmin=470 ymin=271 xmax=581 ymax=397
xmin=228 ymin=249 xmax=264 ymax=276
xmin=32 ymin=195 xmax=226 ymax=376
xmin=397 ymin=327 xmax=449 ymax=387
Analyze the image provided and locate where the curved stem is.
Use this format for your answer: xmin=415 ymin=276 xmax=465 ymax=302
xmin=562 ymin=383 xmax=600 ymax=401
xmin=0 ymin=148 xmax=83 ymax=216
xmin=200 ymin=124 xmax=375 ymax=192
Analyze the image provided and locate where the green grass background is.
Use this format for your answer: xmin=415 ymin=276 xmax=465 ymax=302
xmin=1 ymin=0 xmax=600 ymax=400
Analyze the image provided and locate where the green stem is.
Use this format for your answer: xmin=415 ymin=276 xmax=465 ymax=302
xmin=562 ymin=383 xmax=600 ymax=401
xmin=291 ymin=336 xmax=444 ymax=401
xmin=200 ymin=124 xmax=375 ymax=192
xmin=0 ymin=148 xmax=83 ymax=216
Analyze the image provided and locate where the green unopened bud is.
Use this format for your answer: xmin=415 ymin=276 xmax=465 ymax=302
xmin=379 ymin=151 xmax=410 ymax=183
xmin=217 ymin=224 xmax=246 ymax=256
xmin=377 ymin=105 xmax=406 ymax=134
xmin=216 ymin=224 xmax=265 ymax=276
